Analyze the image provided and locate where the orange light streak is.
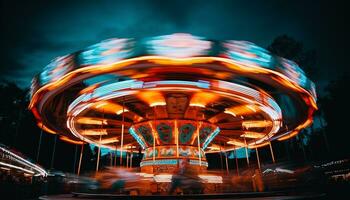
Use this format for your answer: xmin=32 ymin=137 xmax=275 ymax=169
xmin=59 ymin=136 xmax=84 ymax=145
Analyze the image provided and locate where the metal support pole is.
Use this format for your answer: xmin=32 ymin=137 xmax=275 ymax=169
xmin=120 ymin=101 xmax=125 ymax=165
xmin=114 ymin=150 xmax=117 ymax=167
xmin=110 ymin=152 xmax=113 ymax=167
xmin=77 ymin=144 xmax=84 ymax=176
xmin=225 ymin=151 xmax=229 ymax=175
xmin=269 ymin=142 xmax=276 ymax=163
xmin=197 ymin=121 xmax=202 ymax=167
xmin=130 ymin=151 xmax=133 ymax=168
xmin=96 ymin=135 xmax=102 ymax=172
xmin=36 ymin=124 xmax=44 ymax=162
xmin=97 ymin=109 xmax=105 ymax=172
xmin=175 ymin=120 xmax=179 ymax=158
xmin=244 ymin=137 xmax=250 ymax=167
xmin=234 ymin=147 xmax=239 ymax=176
xmin=255 ymin=148 xmax=261 ymax=170
xmin=126 ymin=152 xmax=129 ymax=168
xmin=219 ymin=145 xmax=224 ymax=172
xmin=153 ymin=131 xmax=156 ymax=163
xmin=50 ymin=134 xmax=58 ymax=169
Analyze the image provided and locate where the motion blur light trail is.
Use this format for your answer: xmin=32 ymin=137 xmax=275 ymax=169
xmin=29 ymin=33 xmax=316 ymax=173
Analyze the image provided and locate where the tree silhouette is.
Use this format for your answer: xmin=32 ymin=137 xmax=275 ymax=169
xmin=267 ymin=35 xmax=319 ymax=162
xmin=319 ymin=75 xmax=350 ymax=158
xmin=268 ymin=35 xmax=317 ymax=80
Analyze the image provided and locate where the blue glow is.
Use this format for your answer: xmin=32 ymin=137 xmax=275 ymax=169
xmin=227 ymin=148 xmax=251 ymax=159
xmin=88 ymin=144 xmax=127 ymax=156
xmin=39 ymin=56 xmax=73 ymax=85
xmin=146 ymin=33 xmax=211 ymax=58
xmin=202 ymin=127 xmax=220 ymax=150
xmin=225 ymin=41 xmax=272 ymax=68
xmin=79 ymin=38 xmax=133 ymax=65
xmin=92 ymin=80 xmax=142 ymax=99
xmin=129 ymin=127 xmax=146 ymax=149
xmin=189 ymin=159 xmax=209 ymax=167
xmin=140 ymin=159 xmax=178 ymax=167
xmin=143 ymin=80 xmax=210 ymax=89
xmin=83 ymin=74 xmax=121 ymax=86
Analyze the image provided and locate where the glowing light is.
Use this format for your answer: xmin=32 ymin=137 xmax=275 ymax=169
xmin=202 ymin=127 xmax=220 ymax=150
xmin=225 ymin=105 xmax=257 ymax=116
xmin=153 ymin=174 xmax=173 ymax=183
xmin=0 ymin=146 xmax=47 ymax=176
xmin=37 ymin=122 xmax=56 ymax=134
xmin=99 ymin=137 xmax=119 ymax=144
xmin=140 ymin=159 xmax=178 ymax=167
xmin=0 ymin=161 xmax=35 ymax=174
xmin=59 ymin=136 xmax=84 ymax=145
xmin=207 ymin=146 xmax=220 ymax=151
xmin=116 ymin=109 xmax=129 ymax=115
xmin=189 ymin=92 xmax=218 ymax=108
xmin=198 ymin=175 xmax=223 ymax=183
xmin=79 ymin=38 xmax=133 ymax=65
xmin=138 ymin=91 xmax=165 ymax=107
xmin=227 ymin=139 xmax=245 ymax=147
xmin=80 ymin=129 xmax=108 ymax=136
xmin=248 ymin=142 xmax=270 ymax=149
xmin=146 ymin=33 xmax=211 ymax=58
xmin=240 ymin=131 xmax=265 ymax=139
xmin=129 ymin=127 xmax=146 ymax=149
xmin=190 ymin=159 xmax=208 ymax=167
xmin=76 ymin=118 xmax=107 ymax=125
xmin=277 ymin=130 xmax=299 ymax=141
xmin=246 ymin=105 xmax=256 ymax=112
xmin=189 ymin=103 xmax=205 ymax=108
xmin=150 ymin=102 xmax=166 ymax=107
xmin=224 ymin=110 xmax=236 ymax=117
xmin=95 ymin=102 xmax=107 ymax=108
xmin=242 ymin=120 xmax=272 ymax=129
xmin=30 ymin=34 xmax=317 ymax=163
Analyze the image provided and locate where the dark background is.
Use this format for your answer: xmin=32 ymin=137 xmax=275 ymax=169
xmin=0 ymin=0 xmax=348 ymax=172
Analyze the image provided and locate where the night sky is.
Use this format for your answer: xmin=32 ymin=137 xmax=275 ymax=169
xmin=1 ymin=0 xmax=347 ymax=94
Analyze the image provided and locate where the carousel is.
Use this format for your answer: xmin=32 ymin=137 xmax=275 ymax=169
xmin=29 ymin=33 xmax=317 ymax=174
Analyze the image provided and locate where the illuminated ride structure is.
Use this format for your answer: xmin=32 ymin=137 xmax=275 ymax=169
xmin=0 ymin=144 xmax=47 ymax=177
xmin=29 ymin=34 xmax=317 ymax=174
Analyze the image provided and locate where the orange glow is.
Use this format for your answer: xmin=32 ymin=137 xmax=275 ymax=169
xmin=248 ymin=142 xmax=270 ymax=149
xmin=76 ymin=117 xmax=107 ymax=125
xmin=225 ymin=105 xmax=257 ymax=116
xmin=30 ymin=55 xmax=317 ymax=153
xmin=60 ymin=136 xmax=84 ymax=145
xmin=99 ymin=137 xmax=119 ymax=144
xmin=30 ymin=56 xmax=316 ymax=112
xmin=79 ymin=84 xmax=100 ymax=95
xmin=93 ymin=101 xmax=127 ymax=115
xmin=227 ymin=139 xmax=245 ymax=147
xmin=277 ymin=118 xmax=313 ymax=141
xmin=80 ymin=129 xmax=108 ymax=136
xmin=240 ymin=131 xmax=265 ymax=139
xmin=207 ymin=145 xmax=220 ymax=151
xmin=189 ymin=92 xmax=218 ymax=108
xmin=148 ymin=121 xmax=159 ymax=145
xmin=277 ymin=131 xmax=299 ymax=141
xmin=37 ymin=122 xmax=56 ymax=134
xmin=138 ymin=91 xmax=165 ymax=107
xmin=242 ymin=120 xmax=272 ymax=129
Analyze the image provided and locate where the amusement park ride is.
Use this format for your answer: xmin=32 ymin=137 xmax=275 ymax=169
xmin=29 ymin=33 xmax=317 ymax=174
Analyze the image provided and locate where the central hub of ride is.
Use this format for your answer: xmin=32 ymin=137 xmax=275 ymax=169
xmin=129 ymin=119 xmax=219 ymax=173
